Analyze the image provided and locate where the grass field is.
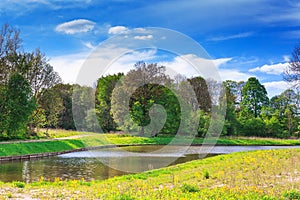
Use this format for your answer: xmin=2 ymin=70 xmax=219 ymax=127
xmin=0 ymin=148 xmax=299 ymax=199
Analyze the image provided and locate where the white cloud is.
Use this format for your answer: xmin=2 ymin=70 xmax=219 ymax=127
xmin=283 ymin=55 xmax=290 ymax=62
xmin=207 ymin=32 xmax=254 ymax=41
xmin=83 ymin=41 xmax=96 ymax=49
xmin=0 ymin=0 xmax=93 ymax=13
xmin=260 ymin=5 xmax=300 ymax=24
xmin=55 ymin=19 xmax=95 ymax=34
xmin=212 ymin=58 xmax=232 ymax=67
xmin=49 ymin=48 xmax=157 ymax=86
xmin=218 ymin=69 xmax=252 ymax=82
xmin=263 ymin=81 xmax=291 ymax=97
xmin=133 ymin=28 xmax=147 ymax=32
xmin=49 ymin=52 xmax=89 ymax=84
xmin=108 ymin=26 xmax=129 ymax=34
xmin=158 ymin=55 xmax=234 ymax=81
xmin=104 ymin=49 xmax=157 ymax=75
xmin=249 ymin=62 xmax=288 ymax=75
xmin=134 ymin=35 xmax=153 ymax=40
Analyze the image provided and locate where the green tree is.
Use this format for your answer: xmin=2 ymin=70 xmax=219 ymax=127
xmin=129 ymin=84 xmax=181 ymax=136
xmin=239 ymin=117 xmax=266 ymax=137
xmin=38 ymin=87 xmax=64 ymax=130
xmin=72 ymin=85 xmax=98 ymax=132
xmin=222 ymin=80 xmax=239 ymax=136
xmin=283 ymin=105 xmax=297 ymax=137
xmin=55 ymin=84 xmax=75 ymax=130
xmin=0 ymin=24 xmax=22 ymax=84
xmin=32 ymin=84 xmax=76 ymax=131
xmin=5 ymin=74 xmax=36 ymax=138
xmin=0 ymin=85 xmax=9 ymax=136
xmin=187 ymin=77 xmax=211 ymax=112
xmin=241 ymin=77 xmax=269 ymax=118
xmin=0 ymin=24 xmax=61 ymax=134
xmin=95 ymin=73 xmax=123 ymax=132
xmin=111 ymin=62 xmax=176 ymax=135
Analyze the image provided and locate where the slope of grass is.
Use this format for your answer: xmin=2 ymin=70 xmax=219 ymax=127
xmin=0 ymin=140 xmax=84 ymax=156
xmin=0 ymin=148 xmax=299 ymax=199
xmin=0 ymin=131 xmax=300 ymax=157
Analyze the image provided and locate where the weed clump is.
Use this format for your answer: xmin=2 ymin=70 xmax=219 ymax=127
xmin=180 ymin=183 xmax=200 ymax=193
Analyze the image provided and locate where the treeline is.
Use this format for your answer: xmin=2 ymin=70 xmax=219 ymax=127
xmin=92 ymin=66 xmax=300 ymax=138
xmin=0 ymin=24 xmax=61 ymax=139
xmin=1 ymin=23 xmax=300 ymax=140
xmin=224 ymin=79 xmax=300 ymax=138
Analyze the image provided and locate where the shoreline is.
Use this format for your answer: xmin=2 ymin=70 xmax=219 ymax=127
xmin=1 ymin=142 xmax=300 ymax=162
xmin=0 ymin=148 xmax=299 ymax=199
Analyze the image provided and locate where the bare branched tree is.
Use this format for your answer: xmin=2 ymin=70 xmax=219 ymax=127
xmin=284 ymin=43 xmax=300 ymax=88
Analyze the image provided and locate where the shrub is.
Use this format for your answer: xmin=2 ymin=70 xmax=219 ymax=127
xmin=204 ymin=170 xmax=210 ymax=179
xmin=13 ymin=181 xmax=25 ymax=188
xmin=180 ymin=183 xmax=200 ymax=193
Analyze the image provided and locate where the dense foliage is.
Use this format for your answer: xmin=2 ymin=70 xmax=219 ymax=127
xmin=0 ymin=24 xmax=60 ymax=139
xmin=1 ymin=23 xmax=300 ymax=139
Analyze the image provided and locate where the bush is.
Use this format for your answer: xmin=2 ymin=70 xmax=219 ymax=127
xmin=204 ymin=170 xmax=210 ymax=179
xmin=239 ymin=117 xmax=266 ymax=137
xmin=180 ymin=183 xmax=200 ymax=193
xmin=13 ymin=181 xmax=25 ymax=188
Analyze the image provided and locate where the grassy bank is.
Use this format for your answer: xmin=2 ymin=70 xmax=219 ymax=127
xmin=0 ymin=148 xmax=299 ymax=199
xmin=0 ymin=140 xmax=84 ymax=157
xmin=0 ymin=130 xmax=300 ymax=157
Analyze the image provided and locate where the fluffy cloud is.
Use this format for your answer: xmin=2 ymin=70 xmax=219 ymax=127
xmin=249 ymin=62 xmax=288 ymax=75
xmin=263 ymin=81 xmax=291 ymax=97
xmin=104 ymin=49 xmax=157 ymax=75
xmin=157 ymin=55 xmax=234 ymax=81
xmin=108 ymin=26 xmax=129 ymax=34
xmin=218 ymin=69 xmax=252 ymax=82
xmin=49 ymin=52 xmax=89 ymax=83
xmin=49 ymin=49 xmax=286 ymax=97
xmin=55 ymin=19 xmax=95 ymax=34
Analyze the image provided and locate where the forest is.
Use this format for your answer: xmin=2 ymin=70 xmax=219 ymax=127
xmin=1 ymin=23 xmax=300 ymax=140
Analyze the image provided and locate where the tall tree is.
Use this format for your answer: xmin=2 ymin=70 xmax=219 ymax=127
xmin=111 ymin=62 xmax=175 ymax=135
xmin=37 ymin=84 xmax=75 ymax=130
xmin=0 ymin=23 xmax=22 ymax=84
xmin=95 ymin=73 xmax=123 ymax=132
xmin=241 ymin=77 xmax=269 ymax=118
xmin=187 ymin=77 xmax=211 ymax=112
xmin=5 ymin=74 xmax=36 ymax=138
xmin=38 ymin=87 xmax=64 ymax=130
xmin=13 ymin=49 xmax=61 ymax=99
xmin=72 ymin=85 xmax=96 ymax=132
xmin=284 ymin=43 xmax=300 ymax=87
xmin=222 ymin=80 xmax=239 ymax=135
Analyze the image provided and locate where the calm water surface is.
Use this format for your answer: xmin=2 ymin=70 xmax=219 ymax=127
xmin=0 ymin=145 xmax=299 ymax=182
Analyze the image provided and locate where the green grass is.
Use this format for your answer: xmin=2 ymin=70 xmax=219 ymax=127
xmin=0 ymin=140 xmax=84 ymax=156
xmin=0 ymin=130 xmax=300 ymax=157
xmin=35 ymin=129 xmax=300 ymax=146
xmin=37 ymin=129 xmax=88 ymax=138
xmin=0 ymin=148 xmax=299 ymax=199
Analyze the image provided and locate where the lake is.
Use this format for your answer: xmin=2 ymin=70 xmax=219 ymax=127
xmin=0 ymin=145 xmax=299 ymax=183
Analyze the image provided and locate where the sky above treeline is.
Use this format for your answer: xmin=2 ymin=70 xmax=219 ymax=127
xmin=1 ymin=0 xmax=300 ymax=97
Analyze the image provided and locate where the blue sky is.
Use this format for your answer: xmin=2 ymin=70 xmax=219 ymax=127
xmin=1 ymin=0 xmax=300 ymax=97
